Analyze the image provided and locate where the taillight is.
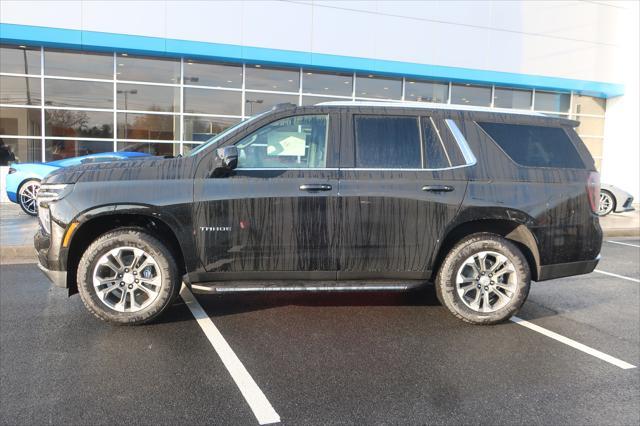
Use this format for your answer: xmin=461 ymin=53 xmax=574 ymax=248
xmin=587 ymin=171 xmax=600 ymax=213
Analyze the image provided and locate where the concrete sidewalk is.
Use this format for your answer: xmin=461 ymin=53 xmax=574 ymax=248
xmin=1 ymin=202 xmax=638 ymax=264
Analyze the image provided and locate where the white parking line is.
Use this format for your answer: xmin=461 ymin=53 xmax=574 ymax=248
xmin=594 ymin=269 xmax=640 ymax=283
xmin=511 ymin=317 xmax=636 ymax=370
xmin=605 ymin=240 xmax=640 ymax=248
xmin=180 ymin=285 xmax=281 ymax=425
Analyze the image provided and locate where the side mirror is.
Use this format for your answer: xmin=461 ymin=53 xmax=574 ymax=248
xmin=212 ymin=146 xmax=238 ymax=177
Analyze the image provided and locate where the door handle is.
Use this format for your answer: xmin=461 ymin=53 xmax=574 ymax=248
xmin=422 ymin=185 xmax=454 ymax=192
xmin=300 ymin=184 xmax=332 ymax=192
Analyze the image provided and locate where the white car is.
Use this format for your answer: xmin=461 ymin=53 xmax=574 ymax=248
xmin=598 ymin=183 xmax=635 ymax=216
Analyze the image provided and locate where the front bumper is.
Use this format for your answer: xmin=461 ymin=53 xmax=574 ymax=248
xmin=536 ymin=255 xmax=600 ymax=281
xmin=37 ymin=262 xmax=67 ymax=288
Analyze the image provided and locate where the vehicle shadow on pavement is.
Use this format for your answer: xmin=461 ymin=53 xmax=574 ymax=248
xmin=159 ymin=285 xmax=442 ymax=322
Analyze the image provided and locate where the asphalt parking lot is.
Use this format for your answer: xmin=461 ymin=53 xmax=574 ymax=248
xmin=1 ymin=239 xmax=639 ymax=425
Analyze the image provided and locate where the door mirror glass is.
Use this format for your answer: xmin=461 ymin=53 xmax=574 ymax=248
xmin=235 ymin=115 xmax=328 ymax=169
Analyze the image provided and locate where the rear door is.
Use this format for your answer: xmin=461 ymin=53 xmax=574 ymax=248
xmin=338 ymin=112 xmax=470 ymax=279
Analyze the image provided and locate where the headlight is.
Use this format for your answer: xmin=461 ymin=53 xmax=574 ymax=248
xmin=37 ymin=183 xmax=74 ymax=203
xmin=36 ymin=184 xmax=73 ymax=234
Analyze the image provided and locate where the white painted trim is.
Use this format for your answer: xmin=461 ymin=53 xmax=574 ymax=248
xmin=179 ymin=285 xmax=281 ymax=425
xmin=511 ymin=316 xmax=636 ymax=369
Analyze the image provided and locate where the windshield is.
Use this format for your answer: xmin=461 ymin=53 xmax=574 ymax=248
xmin=188 ymin=112 xmax=268 ymax=156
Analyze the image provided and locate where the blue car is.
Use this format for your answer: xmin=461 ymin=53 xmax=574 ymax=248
xmin=6 ymin=152 xmax=150 ymax=216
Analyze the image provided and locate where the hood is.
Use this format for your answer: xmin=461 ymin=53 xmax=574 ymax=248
xmin=41 ymin=156 xmax=194 ymax=185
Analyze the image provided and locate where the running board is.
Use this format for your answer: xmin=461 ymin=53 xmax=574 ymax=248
xmin=190 ymin=280 xmax=427 ymax=294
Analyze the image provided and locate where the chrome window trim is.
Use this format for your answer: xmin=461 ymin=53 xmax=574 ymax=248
xmin=341 ymin=164 xmax=472 ymax=172
xmin=235 ymin=167 xmax=339 ymax=171
xmin=444 ymin=119 xmax=477 ymax=166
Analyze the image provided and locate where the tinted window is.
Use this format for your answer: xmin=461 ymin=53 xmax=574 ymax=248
xmin=183 ymin=60 xmax=242 ymax=88
xmin=534 ymin=91 xmax=570 ymax=113
xmin=0 ymin=107 xmax=41 ymax=136
xmin=45 ymin=110 xmax=113 ymax=138
xmin=45 ymin=49 xmax=112 ymax=79
xmin=355 ymin=75 xmax=402 ymax=100
xmin=0 ymin=76 xmax=41 ymax=105
xmin=236 ymin=115 xmax=328 ymax=169
xmin=245 ymin=65 xmax=299 ymax=92
xmin=422 ymin=117 xmax=450 ymax=169
xmin=302 ymin=70 xmax=353 ymax=96
xmin=117 ymin=113 xmax=179 ymax=140
xmin=244 ymin=92 xmax=298 ymax=115
xmin=0 ymin=138 xmax=41 ymax=164
xmin=183 ymin=88 xmax=241 ymax=115
xmin=451 ymin=84 xmax=491 ymax=106
xmin=117 ymin=141 xmax=179 ymax=157
xmin=46 ymin=139 xmax=114 ymax=160
xmin=45 ymin=79 xmax=112 ymax=109
xmin=183 ymin=116 xmax=240 ymax=142
xmin=405 ymin=80 xmax=448 ymax=103
xmin=0 ymin=46 xmax=40 ymax=74
xmin=116 ymin=83 xmax=179 ymax=112
xmin=477 ymin=122 xmax=584 ymax=169
xmin=355 ymin=116 xmax=421 ymax=168
xmin=116 ymin=54 xmax=180 ymax=83
xmin=493 ymin=88 xmax=532 ymax=109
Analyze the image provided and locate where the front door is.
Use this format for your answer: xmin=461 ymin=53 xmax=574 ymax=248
xmin=338 ymin=113 xmax=469 ymax=280
xmin=193 ymin=112 xmax=340 ymax=281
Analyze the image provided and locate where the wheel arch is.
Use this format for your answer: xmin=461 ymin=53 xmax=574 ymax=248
xmin=65 ymin=210 xmax=186 ymax=295
xmin=433 ymin=219 xmax=541 ymax=281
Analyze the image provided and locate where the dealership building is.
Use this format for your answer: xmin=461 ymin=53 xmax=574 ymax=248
xmin=0 ymin=1 xmax=638 ymax=200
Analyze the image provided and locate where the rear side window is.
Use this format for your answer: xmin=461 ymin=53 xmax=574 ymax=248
xmin=422 ymin=117 xmax=451 ymax=169
xmin=354 ymin=115 xmax=421 ymax=168
xmin=477 ymin=122 xmax=585 ymax=169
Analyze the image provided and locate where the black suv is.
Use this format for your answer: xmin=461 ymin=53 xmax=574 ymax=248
xmin=34 ymin=102 xmax=602 ymax=325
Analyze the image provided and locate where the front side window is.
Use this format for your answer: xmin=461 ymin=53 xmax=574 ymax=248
xmin=236 ymin=115 xmax=328 ymax=169
xmin=354 ymin=115 xmax=421 ymax=168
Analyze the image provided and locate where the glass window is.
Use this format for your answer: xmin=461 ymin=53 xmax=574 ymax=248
xmin=493 ymin=88 xmax=532 ymax=109
xmin=575 ymin=116 xmax=605 ymax=137
xmin=46 ymin=139 xmax=114 ymax=161
xmin=572 ymin=95 xmax=605 ymax=116
xmin=117 ymin=113 xmax=179 ymax=140
xmin=184 ymin=116 xmax=240 ymax=142
xmin=236 ymin=115 xmax=328 ymax=169
xmin=405 ymin=80 xmax=448 ymax=103
xmin=0 ymin=138 xmax=41 ymax=165
xmin=116 ymin=83 xmax=179 ymax=112
xmin=0 ymin=76 xmax=41 ymax=105
xmin=183 ymin=142 xmax=203 ymax=155
xmin=534 ymin=91 xmax=570 ymax=113
xmin=184 ymin=88 xmax=241 ymax=115
xmin=422 ymin=117 xmax=450 ymax=169
xmin=244 ymin=92 xmax=298 ymax=115
xmin=0 ymin=107 xmax=41 ymax=136
xmin=355 ymin=75 xmax=401 ymax=100
xmin=116 ymin=54 xmax=180 ymax=84
xmin=354 ymin=115 xmax=421 ymax=168
xmin=44 ymin=49 xmax=112 ymax=79
xmin=45 ymin=110 xmax=113 ymax=138
xmin=477 ymin=122 xmax=584 ymax=168
xmin=0 ymin=45 xmax=41 ymax=74
xmin=301 ymin=95 xmax=346 ymax=106
xmin=183 ymin=60 xmax=242 ymax=88
xmin=44 ymin=79 xmax=112 ymax=109
xmin=117 ymin=141 xmax=179 ymax=157
xmin=245 ymin=65 xmax=299 ymax=92
xmin=451 ymin=84 xmax=491 ymax=106
xmin=302 ymin=70 xmax=353 ymax=96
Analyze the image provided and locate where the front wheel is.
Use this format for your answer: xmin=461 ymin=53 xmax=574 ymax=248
xmin=77 ymin=229 xmax=180 ymax=325
xmin=18 ymin=179 xmax=40 ymax=216
xmin=436 ymin=233 xmax=531 ymax=325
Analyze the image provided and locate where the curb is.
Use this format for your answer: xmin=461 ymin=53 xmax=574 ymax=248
xmin=0 ymin=246 xmax=36 ymax=264
xmin=603 ymin=228 xmax=640 ymax=237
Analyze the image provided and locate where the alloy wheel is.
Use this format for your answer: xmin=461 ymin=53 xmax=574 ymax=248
xmin=92 ymin=247 xmax=163 ymax=313
xmin=19 ymin=181 xmax=40 ymax=215
xmin=598 ymin=192 xmax=614 ymax=216
xmin=455 ymin=251 xmax=518 ymax=313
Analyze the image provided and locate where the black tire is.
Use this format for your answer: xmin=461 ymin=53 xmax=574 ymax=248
xmin=435 ymin=233 xmax=531 ymax=325
xmin=597 ymin=190 xmax=615 ymax=216
xmin=18 ymin=179 xmax=40 ymax=216
xmin=77 ymin=228 xmax=180 ymax=325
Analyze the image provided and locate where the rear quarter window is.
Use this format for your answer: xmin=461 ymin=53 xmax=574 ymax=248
xmin=477 ymin=122 xmax=585 ymax=169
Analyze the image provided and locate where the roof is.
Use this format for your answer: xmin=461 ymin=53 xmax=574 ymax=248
xmin=315 ymin=100 xmax=546 ymax=117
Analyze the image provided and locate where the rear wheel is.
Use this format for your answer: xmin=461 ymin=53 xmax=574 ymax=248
xmin=77 ymin=229 xmax=180 ymax=325
xmin=18 ymin=179 xmax=40 ymax=216
xmin=436 ymin=233 xmax=531 ymax=325
xmin=597 ymin=190 xmax=615 ymax=216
